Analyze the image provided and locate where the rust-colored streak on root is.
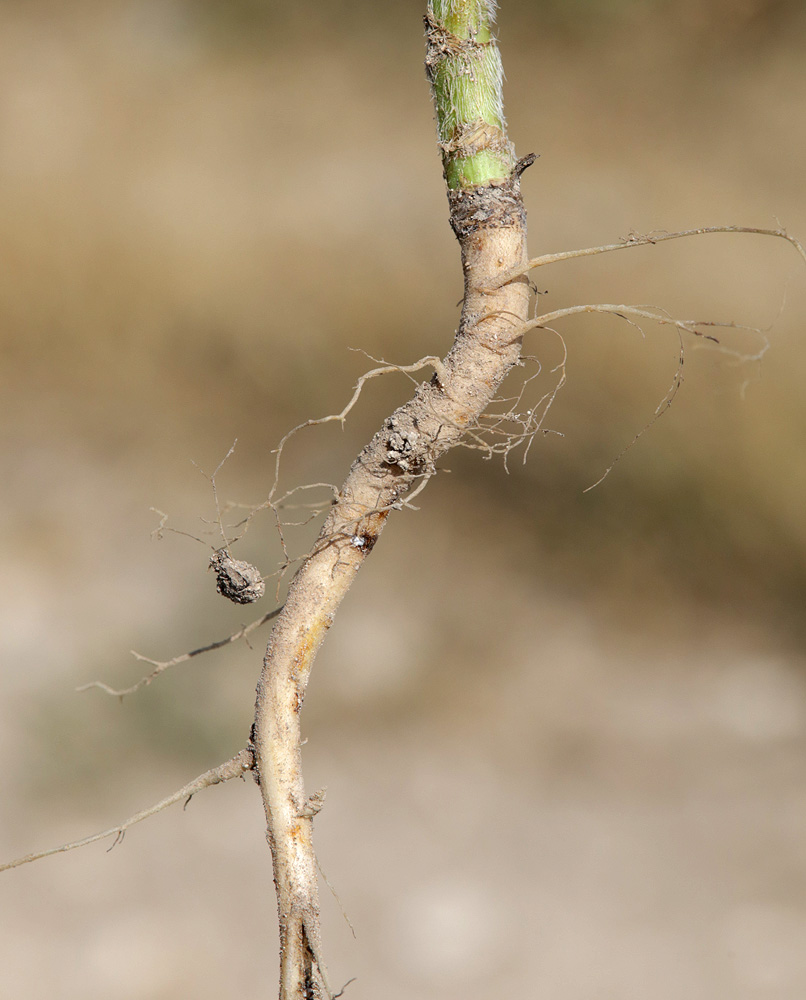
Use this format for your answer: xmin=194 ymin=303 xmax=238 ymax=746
xmin=294 ymin=625 xmax=321 ymax=670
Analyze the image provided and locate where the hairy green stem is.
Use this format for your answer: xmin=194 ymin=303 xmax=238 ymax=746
xmin=425 ymin=0 xmax=515 ymax=188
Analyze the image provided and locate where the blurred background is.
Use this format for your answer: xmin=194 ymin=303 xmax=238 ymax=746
xmin=2 ymin=0 xmax=806 ymax=997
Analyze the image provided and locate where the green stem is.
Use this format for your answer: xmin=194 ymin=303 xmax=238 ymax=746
xmin=426 ymin=0 xmax=515 ymax=189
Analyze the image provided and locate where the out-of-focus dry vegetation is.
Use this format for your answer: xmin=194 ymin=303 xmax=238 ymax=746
xmin=2 ymin=2 xmax=806 ymax=998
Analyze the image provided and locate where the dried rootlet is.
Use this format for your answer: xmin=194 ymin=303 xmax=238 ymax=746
xmin=210 ymin=549 xmax=265 ymax=605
